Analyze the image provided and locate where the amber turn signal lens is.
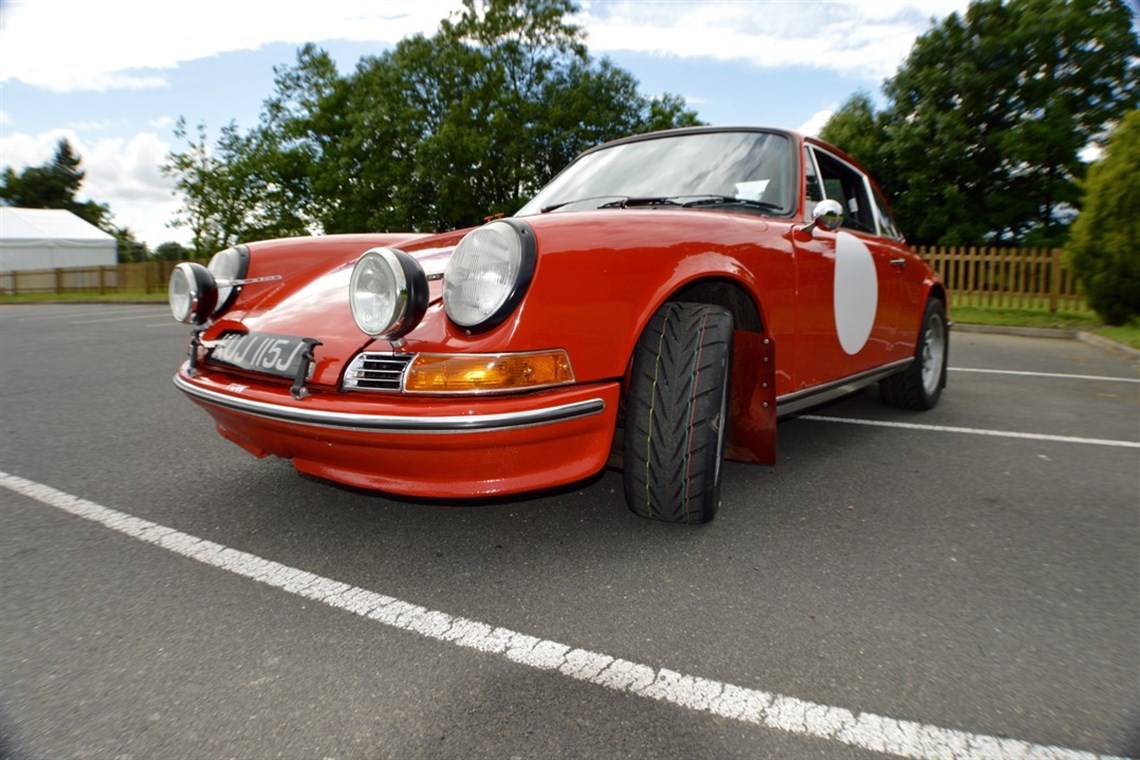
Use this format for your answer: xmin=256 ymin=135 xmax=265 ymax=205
xmin=404 ymin=351 xmax=574 ymax=393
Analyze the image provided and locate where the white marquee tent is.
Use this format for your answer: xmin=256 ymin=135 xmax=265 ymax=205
xmin=0 ymin=207 xmax=117 ymax=271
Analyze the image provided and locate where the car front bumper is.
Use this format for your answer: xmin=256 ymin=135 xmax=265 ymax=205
xmin=174 ymin=364 xmax=619 ymax=498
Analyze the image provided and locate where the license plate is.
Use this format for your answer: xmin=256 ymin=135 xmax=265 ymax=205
xmin=207 ymin=332 xmax=311 ymax=380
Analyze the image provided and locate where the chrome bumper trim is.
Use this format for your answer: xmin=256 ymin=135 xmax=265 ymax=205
xmin=173 ymin=373 xmax=606 ymax=433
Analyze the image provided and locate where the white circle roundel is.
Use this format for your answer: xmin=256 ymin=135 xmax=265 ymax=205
xmin=834 ymin=231 xmax=878 ymax=355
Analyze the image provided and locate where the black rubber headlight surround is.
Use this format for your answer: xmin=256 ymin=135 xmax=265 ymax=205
xmin=349 ymin=247 xmax=429 ymax=339
xmin=443 ymin=219 xmax=536 ymax=332
xmin=169 ymin=262 xmax=218 ymax=325
xmin=206 ymin=245 xmax=250 ymax=316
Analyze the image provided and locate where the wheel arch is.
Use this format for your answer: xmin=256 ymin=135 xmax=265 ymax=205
xmin=928 ymin=282 xmax=948 ymax=309
xmin=668 ymin=277 xmax=765 ymax=334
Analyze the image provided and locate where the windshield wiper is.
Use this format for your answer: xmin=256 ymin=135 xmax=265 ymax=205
xmin=540 ymin=194 xmax=782 ymax=213
xmin=540 ymin=195 xmax=628 ymax=213
xmin=680 ymin=195 xmax=784 ymax=211
xmin=597 ymin=196 xmax=683 ymax=209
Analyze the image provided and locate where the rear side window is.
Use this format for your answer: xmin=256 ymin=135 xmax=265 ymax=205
xmin=872 ymin=187 xmax=904 ymax=240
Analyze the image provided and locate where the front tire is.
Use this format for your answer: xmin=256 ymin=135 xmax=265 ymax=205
xmin=623 ymin=302 xmax=733 ymax=523
xmin=880 ymin=297 xmax=948 ymax=410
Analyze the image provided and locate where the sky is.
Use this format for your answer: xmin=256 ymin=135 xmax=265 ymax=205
xmin=0 ymin=0 xmax=1016 ymax=249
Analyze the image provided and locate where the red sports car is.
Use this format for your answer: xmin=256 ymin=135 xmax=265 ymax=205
xmin=170 ymin=126 xmax=948 ymax=523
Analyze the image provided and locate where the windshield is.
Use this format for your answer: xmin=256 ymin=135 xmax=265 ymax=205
xmin=517 ymin=131 xmax=794 ymax=217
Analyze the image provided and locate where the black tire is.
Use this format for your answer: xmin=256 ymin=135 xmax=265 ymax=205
xmin=623 ymin=302 xmax=733 ymax=523
xmin=880 ymin=297 xmax=948 ymax=410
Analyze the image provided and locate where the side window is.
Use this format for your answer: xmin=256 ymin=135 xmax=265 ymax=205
xmin=810 ymin=147 xmax=875 ymax=234
xmin=872 ymin=187 xmax=904 ymax=240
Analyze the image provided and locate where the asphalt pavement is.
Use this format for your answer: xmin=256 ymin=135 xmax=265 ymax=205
xmin=1 ymin=304 xmax=1137 ymax=759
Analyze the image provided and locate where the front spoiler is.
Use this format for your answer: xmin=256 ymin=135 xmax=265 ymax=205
xmin=173 ymin=365 xmax=621 ymax=497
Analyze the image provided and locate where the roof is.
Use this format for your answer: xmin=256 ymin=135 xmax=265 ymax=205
xmin=0 ymin=207 xmax=116 ymax=247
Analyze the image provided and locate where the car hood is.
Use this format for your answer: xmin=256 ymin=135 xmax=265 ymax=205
xmin=198 ymin=231 xmax=464 ymax=387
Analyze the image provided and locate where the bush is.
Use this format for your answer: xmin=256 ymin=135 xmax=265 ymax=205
xmin=1066 ymin=110 xmax=1140 ymax=325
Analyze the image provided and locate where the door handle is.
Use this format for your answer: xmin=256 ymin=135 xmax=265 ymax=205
xmin=889 ymin=258 xmax=907 ymax=268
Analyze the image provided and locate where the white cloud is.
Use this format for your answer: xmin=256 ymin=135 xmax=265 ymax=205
xmin=579 ymin=0 xmax=971 ymax=80
xmin=64 ymin=120 xmax=115 ymax=132
xmin=798 ymin=109 xmax=835 ymax=137
xmin=0 ymin=128 xmax=185 ymax=247
xmin=0 ymin=0 xmax=465 ymax=92
xmin=1 ymin=0 xmax=972 ymax=93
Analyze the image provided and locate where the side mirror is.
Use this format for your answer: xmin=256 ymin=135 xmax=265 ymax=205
xmin=802 ymin=199 xmax=845 ymax=234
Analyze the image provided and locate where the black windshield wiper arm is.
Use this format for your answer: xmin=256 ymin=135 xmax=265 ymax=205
xmin=540 ymin=195 xmax=628 ymax=213
xmin=680 ymin=195 xmax=783 ymax=211
xmin=597 ymin=196 xmax=683 ymax=209
xmin=541 ymin=194 xmax=781 ymax=213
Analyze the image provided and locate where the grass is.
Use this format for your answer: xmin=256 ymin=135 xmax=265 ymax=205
xmin=1091 ymin=321 xmax=1140 ymax=350
xmin=949 ymin=304 xmax=1140 ymax=350
xmin=2 ymin=289 xmax=1137 ymax=350
xmin=948 ymin=305 xmax=1100 ymax=330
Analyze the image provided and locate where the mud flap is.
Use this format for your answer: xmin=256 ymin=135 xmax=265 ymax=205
xmin=725 ymin=330 xmax=777 ymax=465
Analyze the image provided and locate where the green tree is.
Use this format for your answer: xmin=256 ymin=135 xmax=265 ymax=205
xmin=818 ymin=92 xmax=886 ymax=174
xmin=162 ymin=118 xmax=271 ymax=257
xmin=165 ymin=0 xmax=701 ymax=239
xmin=153 ymin=241 xmax=192 ymax=262
xmin=1065 ymin=110 xmax=1140 ymax=325
xmin=306 ymin=0 xmax=607 ymax=231
xmin=110 ymin=226 xmax=149 ymax=263
xmin=0 ymin=138 xmax=112 ymax=228
xmin=822 ymin=0 xmax=1138 ymax=246
xmin=320 ymin=0 xmax=700 ymax=232
xmin=537 ymin=59 xmax=700 ymax=186
xmin=244 ymin=43 xmax=342 ymax=238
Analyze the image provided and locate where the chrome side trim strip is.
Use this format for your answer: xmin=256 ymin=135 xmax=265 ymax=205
xmin=173 ymin=373 xmax=605 ymax=433
xmin=776 ymin=358 xmax=912 ymax=417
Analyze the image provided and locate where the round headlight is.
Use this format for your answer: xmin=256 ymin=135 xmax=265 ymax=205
xmin=206 ymin=245 xmax=249 ymax=316
xmin=349 ymin=248 xmax=428 ymax=339
xmin=168 ymin=262 xmax=218 ymax=324
xmin=443 ymin=220 xmax=536 ymax=331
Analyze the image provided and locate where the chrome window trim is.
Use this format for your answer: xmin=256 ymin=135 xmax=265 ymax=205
xmin=173 ymin=372 xmax=605 ymax=434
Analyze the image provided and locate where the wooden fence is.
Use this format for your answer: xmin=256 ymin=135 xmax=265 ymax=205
xmin=1 ymin=247 xmax=1088 ymax=312
xmin=919 ymin=245 xmax=1086 ymax=313
xmin=0 ymin=261 xmax=177 ymax=296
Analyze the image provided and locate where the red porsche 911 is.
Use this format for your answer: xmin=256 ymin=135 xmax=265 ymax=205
xmin=170 ymin=126 xmax=948 ymax=523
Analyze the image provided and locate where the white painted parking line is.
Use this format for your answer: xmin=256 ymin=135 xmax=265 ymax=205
xmin=801 ymin=415 xmax=1140 ymax=448
xmin=1 ymin=470 xmax=1129 ymax=760
xmin=951 ymin=368 xmax=1140 ymax=384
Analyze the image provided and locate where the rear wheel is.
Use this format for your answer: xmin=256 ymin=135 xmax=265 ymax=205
xmin=880 ymin=297 xmax=948 ymax=410
xmin=623 ymin=302 xmax=733 ymax=523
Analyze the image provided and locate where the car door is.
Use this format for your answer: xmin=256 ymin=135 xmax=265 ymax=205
xmin=867 ymin=183 xmax=929 ymax=362
xmin=791 ymin=145 xmax=903 ymax=390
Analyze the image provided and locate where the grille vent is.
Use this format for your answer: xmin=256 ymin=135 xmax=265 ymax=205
xmin=343 ymin=352 xmax=414 ymax=392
